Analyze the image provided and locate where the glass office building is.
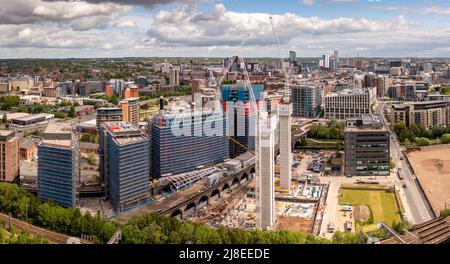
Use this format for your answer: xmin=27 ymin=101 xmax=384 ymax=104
xmin=37 ymin=124 xmax=78 ymax=208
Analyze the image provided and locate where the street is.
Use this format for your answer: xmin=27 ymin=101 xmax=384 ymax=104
xmin=376 ymin=101 xmax=434 ymax=224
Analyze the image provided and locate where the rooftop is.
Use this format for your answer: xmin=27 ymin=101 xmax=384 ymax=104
xmin=345 ymin=114 xmax=386 ymax=132
xmin=104 ymin=121 xmax=147 ymax=145
xmin=326 ymin=87 xmax=375 ymax=97
xmin=41 ymin=123 xmax=73 ymax=148
xmin=0 ymin=129 xmax=15 ymax=137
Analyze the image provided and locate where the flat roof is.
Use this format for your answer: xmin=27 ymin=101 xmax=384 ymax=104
xmin=15 ymin=113 xmax=50 ymax=121
xmin=41 ymin=123 xmax=72 ymax=148
xmin=0 ymin=130 xmax=15 ymax=137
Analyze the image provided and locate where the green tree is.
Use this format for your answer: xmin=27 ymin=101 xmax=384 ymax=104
xmin=68 ymin=105 xmax=75 ymax=118
xmin=440 ymin=134 xmax=450 ymax=144
xmin=2 ymin=114 xmax=7 ymax=124
xmin=415 ymin=137 xmax=431 ymax=146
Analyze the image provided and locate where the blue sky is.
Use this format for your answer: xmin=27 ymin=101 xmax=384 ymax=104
xmin=0 ymin=0 xmax=449 ymax=58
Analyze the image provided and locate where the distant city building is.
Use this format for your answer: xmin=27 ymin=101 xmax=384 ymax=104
xmin=324 ymin=87 xmax=376 ymax=120
xmin=344 ymin=115 xmax=390 ymax=177
xmin=119 ymin=98 xmax=139 ymax=126
xmin=291 ymin=84 xmax=322 ymax=118
xmin=38 ymin=124 xmax=78 ymax=208
xmin=0 ymin=130 xmax=19 ymax=182
xmin=151 ymin=110 xmax=229 ymax=178
xmin=333 ymin=48 xmax=339 ymax=65
xmin=391 ymin=101 xmax=450 ymax=129
xmin=110 ymin=79 xmax=125 ymax=97
xmin=422 ymin=62 xmax=433 ymax=74
xmin=124 ymin=87 xmax=139 ymax=99
xmin=99 ymin=122 xmax=150 ymax=213
xmin=289 ymin=51 xmax=296 ymax=63
xmin=169 ymin=67 xmax=180 ymax=86
xmin=323 ymin=54 xmax=330 ymax=68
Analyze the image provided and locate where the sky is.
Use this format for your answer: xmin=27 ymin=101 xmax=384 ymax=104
xmin=0 ymin=0 xmax=450 ymax=58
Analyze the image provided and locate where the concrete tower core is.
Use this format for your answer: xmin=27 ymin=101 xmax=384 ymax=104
xmin=258 ymin=114 xmax=276 ymax=230
xmin=278 ymin=102 xmax=293 ymax=190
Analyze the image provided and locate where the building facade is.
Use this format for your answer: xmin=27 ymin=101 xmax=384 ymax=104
xmin=344 ymin=115 xmax=390 ymax=177
xmin=119 ymin=98 xmax=139 ymax=126
xmin=391 ymin=101 xmax=450 ymax=129
xmin=96 ymin=107 xmax=123 ymax=129
xmin=291 ymin=84 xmax=322 ymax=118
xmin=0 ymin=130 xmax=19 ymax=182
xmin=37 ymin=124 xmax=78 ymax=208
xmin=324 ymin=87 xmax=376 ymax=120
xmin=222 ymin=83 xmax=263 ymax=157
xmin=151 ymin=110 xmax=229 ymax=178
xmin=99 ymin=122 xmax=150 ymax=213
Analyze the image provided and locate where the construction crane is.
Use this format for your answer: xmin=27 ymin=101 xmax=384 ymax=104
xmin=269 ymin=16 xmax=293 ymax=102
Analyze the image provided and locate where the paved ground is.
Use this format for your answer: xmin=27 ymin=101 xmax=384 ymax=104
xmin=376 ymin=101 xmax=434 ymax=224
xmin=407 ymin=148 xmax=450 ymax=215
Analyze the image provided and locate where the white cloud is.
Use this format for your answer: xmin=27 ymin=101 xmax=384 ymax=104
xmin=370 ymin=6 xmax=450 ymax=15
xmin=301 ymin=0 xmax=315 ymax=6
xmin=0 ymin=1 xmax=450 ymax=58
xmin=114 ymin=20 xmax=138 ymax=28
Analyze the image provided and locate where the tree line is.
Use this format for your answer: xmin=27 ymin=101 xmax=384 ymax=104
xmin=0 ymin=182 xmax=366 ymax=244
xmin=394 ymin=122 xmax=450 ymax=145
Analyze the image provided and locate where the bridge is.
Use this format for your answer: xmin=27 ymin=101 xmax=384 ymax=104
xmin=158 ymin=164 xmax=255 ymax=219
xmin=115 ymin=163 xmax=255 ymax=224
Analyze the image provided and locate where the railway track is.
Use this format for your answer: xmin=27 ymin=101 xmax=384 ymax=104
xmin=0 ymin=213 xmax=93 ymax=244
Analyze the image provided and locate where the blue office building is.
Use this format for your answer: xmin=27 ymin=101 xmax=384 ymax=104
xmin=100 ymin=122 xmax=150 ymax=213
xmin=221 ymin=83 xmax=263 ymax=157
xmin=38 ymin=124 xmax=77 ymax=208
xmin=151 ymin=110 xmax=229 ymax=178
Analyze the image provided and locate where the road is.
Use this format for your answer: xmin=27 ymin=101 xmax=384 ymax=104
xmin=376 ymin=102 xmax=434 ymax=224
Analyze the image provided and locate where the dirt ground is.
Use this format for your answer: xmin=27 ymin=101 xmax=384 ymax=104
xmin=275 ymin=216 xmax=314 ymax=233
xmin=407 ymin=148 xmax=450 ymax=215
xmin=353 ymin=205 xmax=370 ymax=222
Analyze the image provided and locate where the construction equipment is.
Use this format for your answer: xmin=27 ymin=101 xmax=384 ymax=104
xmin=269 ymin=16 xmax=294 ymax=102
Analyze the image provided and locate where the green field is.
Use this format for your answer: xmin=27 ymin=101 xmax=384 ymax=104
xmin=339 ymin=188 xmax=401 ymax=230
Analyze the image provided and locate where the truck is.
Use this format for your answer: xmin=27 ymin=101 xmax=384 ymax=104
xmin=327 ymin=222 xmax=335 ymax=233
xmin=355 ymin=178 xmax=380 ymax=184
xmin=345 ymin=221 xmax=352 ymax=231
xmin=341 ymin=205 xmax=352 ymax=212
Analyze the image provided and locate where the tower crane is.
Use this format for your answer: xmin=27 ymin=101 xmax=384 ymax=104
xmin=269 ymin=16 xmax=294 ymax=101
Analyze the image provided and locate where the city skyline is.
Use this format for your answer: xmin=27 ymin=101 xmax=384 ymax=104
xmin=1 ymin=0 xmax=450 ymax=58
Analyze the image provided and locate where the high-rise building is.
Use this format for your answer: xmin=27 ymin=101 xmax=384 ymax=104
xmin=0 ymin=130 xmax=19 ymax=182
xmin=38 ymin=123 xmax=78 ymax=208
xmin=289 ymin=51 xmax=296 ymax=63
xmin=334 ymin=48 xmax=339 ymax=65
xmin=291 ymin=84 xmax=322 ymax=118
xmin=151 ymin=110 xmax=229 ymax=178
xmin=324 ymin=87 xmax=376 ymax=120
xmin=99 ymin=122 xmax=150 ymax=213
xmin=222 ymin=83 xmax=264 ymax=157
xmin=119 ymin=98 xmax=139 ymax=126
xmin=391 ymin=101 xmax=450 ymax=129
xmin=344 ymin=115 xmax=390 ymax=177
xmin=278 ymin=103 xmax=292 ymax=190
xmin=323 ymin=54 xmax=330 ymax=68
xmin=96 ymin=107 xmax=123 ymax=129
xmin=110 ymin=79 xmax=125 ymax=97
xmin=170 ymin=67 xmax=180 ymax=86
xmin=422 ymin=62 xmax=433 ymax=73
